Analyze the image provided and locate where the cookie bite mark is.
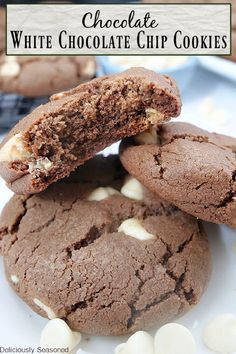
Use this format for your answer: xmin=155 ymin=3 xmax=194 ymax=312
xmin=34 ymin=298 xmax=57 ymax=320
xmin=0 ymin=67 xmax=181 ymax=194
xmin=118 ymin=218 xmax=156 ymax=240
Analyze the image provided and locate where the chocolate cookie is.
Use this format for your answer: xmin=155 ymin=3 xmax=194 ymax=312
xmin=120 ymin=122 xmax=236 ymax=227
xmin=0 ymin=68 xmax=181 ymax=195
xmin=0 ymin=156 xmax=210 ymax=336
xmin=0 ymin=55 xmax=96 ymax=97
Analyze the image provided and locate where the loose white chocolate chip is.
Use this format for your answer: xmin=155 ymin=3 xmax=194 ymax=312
xmin=155 ymin=323 xmax=196 ymax=354
xmin=118 ymin=218 xmax=155 ymax=241
xmin=114 ymin=343 xmax=127 ymax=354
xmin=11 ymin=275 xmax=19 ymax=284
xmin=33 ymin=298 xmax=57 ymax=320
xmin=135 ymin=127 xmax=159 ymax=145
xmin=121 ymin=177 xmax=143 ymax=201
xmin=126 ymin=331 xmax=155 ymax=354
xmin=0 ymin=134 xmax=31 ymax=162
xmin=40 ymin=318 xmax=81 ymax=352
xmin=87 ymin=187 xmax=119 ymax=201
xmin=146 ymin=108 xmax=165 ymax=124
xmin=203 ymin=314 xmax=236 ymax=353
xmin=0 ymin=57 xmax=20 ymax=77
xmin=28 ymin=157 xmax=52 ymax=173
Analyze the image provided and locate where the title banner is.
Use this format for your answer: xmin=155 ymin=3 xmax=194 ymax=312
xmin=6 ymin=4 xmax=231 ymax=55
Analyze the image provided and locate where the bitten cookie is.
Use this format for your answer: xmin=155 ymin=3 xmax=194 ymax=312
xmin=0 ymin=55 xmax=96 ymax=97
xmin=0 ymin=67 xmax=181 ymax=195
xmin=0 ymin=156 xmax=210 ymax=336
xmin=120 ymin=122 xmax=236 ymax=227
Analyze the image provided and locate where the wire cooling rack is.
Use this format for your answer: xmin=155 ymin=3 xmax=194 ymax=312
xmin=0 ymin=93 xmax=48 ymax=133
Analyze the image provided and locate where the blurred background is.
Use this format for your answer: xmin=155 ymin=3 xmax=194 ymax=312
xmin=0 ymin=0 xmax=235 ymax=135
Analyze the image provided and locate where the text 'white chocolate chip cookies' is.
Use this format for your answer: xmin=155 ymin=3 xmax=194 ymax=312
xmin=0 ymin=156 xmax=211 ymax=336
xmin=120 ymin=122 xmax=236 ymax=227
xmin=0 ymin=67 xmax=181 ymax=195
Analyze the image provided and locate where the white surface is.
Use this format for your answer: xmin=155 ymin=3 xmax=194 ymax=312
xmin=0 ymin=60 xmax=236 ymax=353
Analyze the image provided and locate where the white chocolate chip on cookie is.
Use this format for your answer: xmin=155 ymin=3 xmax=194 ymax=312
xmin=87 ymin=187 xmax=119 ymax=201
xmin=11 ymin=275 xmax=19 ymax=284
xmin=0 ymin=57 xmax=20 ymax=77
xmin=155 ymin=323 xmax=196 ymax=354
xmin=40 ymin=318 xmax=81 ymax=352
xmin=126 ymin=331 xmax=155 ymax=354
xmin=28 ymin=158 xmax=52 ymax=173
xmin=121 ymin=177 xmax=143 ymax=201
xmin=203 ymin=314 xmax=236 ymax=353
xmin=146 ymin=108 xmax=165 ymax=124
xmin=0 ymin=134 xmax=31 ymax=162
xmin=33 ymin=298 xmax=57 ymax=320
xmin=118 ymin=218 xmax=155 ymax=241
xmin=135 ymin=126 xmax=159 ymax=145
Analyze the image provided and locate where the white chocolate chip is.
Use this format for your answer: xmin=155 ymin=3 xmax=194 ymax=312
xmin=121 ymin=177 xmax=143 ymax=201
xmin=155 ymin=323 xmax=196 ymax=354
xmin=83 ymin=60 xmax=96 ymax=77
xmin=0 ymin=134 xmax=31 ymax=162
xmin=28 ymin=157 xmax=52 ymax=173
xmin=134 ymin=127 xmax=159 ymax=145
xmin=33 ymin=298 xmax=57 ymax=320
xmin=118 ymin=218 xmax=155 ymax=241
xmin=87 ymin=187 xmax=119 ymax=201
xmin=52 ymin=92 xmax=65 ymax=100
xmin=126 ymin=331 xmax=155 ymax=354
xmin=10 ymin=275 xmax=19 ymax=284
xmin=40 ymin=318 xmax=81 ymax=352
xmin=146 ymin=108 xmax=165 ymax=124
xmin=0 ymin=57 xmax=20 ymax=77
xmin=114 ymin=343 xmax=127 ymax=354
xmin=203 ymin=314 xmax=236 ymax=353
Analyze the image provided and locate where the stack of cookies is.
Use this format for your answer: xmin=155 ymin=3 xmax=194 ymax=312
xmin=0 ymin=67 xmax=235 ymax=337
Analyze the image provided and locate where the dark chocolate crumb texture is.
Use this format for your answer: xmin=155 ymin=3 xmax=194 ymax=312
xmin=120 ymin=122 xmax=236 ymax=227
xmin=0 ymin=156 xmax=210 ymax=336
xmin=0 ymin=68 xmax=181 ymax=195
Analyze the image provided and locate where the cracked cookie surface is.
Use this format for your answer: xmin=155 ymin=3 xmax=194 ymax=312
xmin=0 ymin=155 xmax=210 ymax=336
xmin=120 ymin=122 xmax=236 ymax=227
